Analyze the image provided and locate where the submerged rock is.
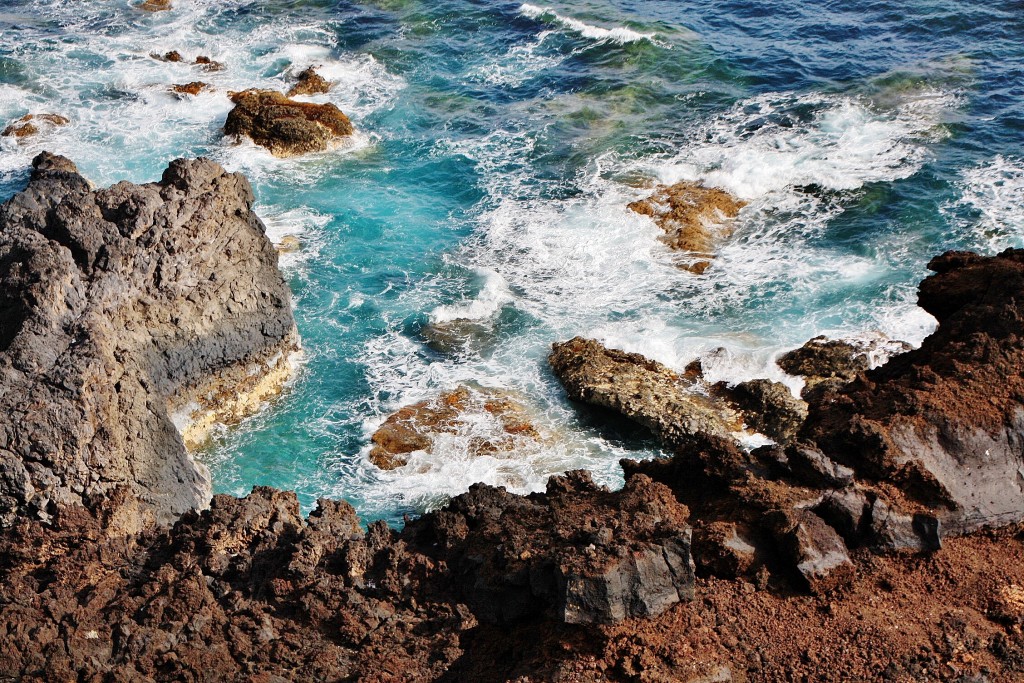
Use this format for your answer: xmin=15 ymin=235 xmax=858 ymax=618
xmin=287 ymin=66 xmax=331 ymax=97
xmin=549 ymin=337 xmax=742 ymax=446
xmin=194 ymin=55 xmax=224 ymax=71
xmin=224 ymin=89 xmax=353 ymax=157
xmin=2 ymin=113 xmax=69 ymax=139
xmin=420 ymin=318 xmax=494 ymax=355
xmin=369 ymin=385 xmax=540 ymax=470
xmin=0 ymin=153 xmax=298 ymax=527
xmin=628 ymin=181 xmax=746 ymax=274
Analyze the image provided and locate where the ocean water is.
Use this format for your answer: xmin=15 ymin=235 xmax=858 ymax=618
xmin=1 ymin=0 xmax=1021 ymax=524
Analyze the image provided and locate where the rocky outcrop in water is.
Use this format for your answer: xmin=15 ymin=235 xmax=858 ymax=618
xmin=369 ymin=385 xmax=540 ymax=469
xmin=171 ymin=81 xmax=209 ymax=96
xmin=628 ymin=181 xmax=746 ymax=274
xmin=778 ymin=334 xmax=911 ymax=400
xmin=549 ymin=337 xmax=742 ymax=445
xmin=2 ymin=113 xmax=69 ymax=139
xmin=0 ymin=153 xmax=297 ymax=528
xmin=287 ymin=66 xmax=331 ymax=97
xmin=224 ymin=89 xmax=353 ymax=157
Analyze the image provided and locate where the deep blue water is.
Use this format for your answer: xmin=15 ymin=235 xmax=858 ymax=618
xmin=1 ymin=0 xmax=1022 ymax=524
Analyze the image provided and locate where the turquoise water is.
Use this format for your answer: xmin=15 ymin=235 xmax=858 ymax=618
xmin=1 ymin=0 xmax=1022 ymax=524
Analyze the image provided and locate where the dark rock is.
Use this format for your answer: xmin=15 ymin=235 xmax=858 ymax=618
xmin=0 ymin=153 xmax=298 ymax=527
xmin=778 ymin=335 xmax=911 ymax=399
xmin=720 ymin=378 xmax=807 ymax=444
xmin=287 ymin=66 xmax=331 ymax=97
xmin=785 ymin=443 xmax=854 ymax=489
xmin=406 ymin=471 xmax=695 ymax=625
xmin=775 ymin=509 xmax=855 ymax=594
xmin=868 ymin=498 xmax=942 ymax=553
xmin=802 ymin=249 xmax=1024 ymax=532
xmin=195 ymin=55 xmax=224 ymax=71
xmin=224 ymin=89 xmax=353 ymax=157
xmin=692 ymin=522 xmax=758 ymax=579
xmin=549 ymin=337 xmax=741 ymax=447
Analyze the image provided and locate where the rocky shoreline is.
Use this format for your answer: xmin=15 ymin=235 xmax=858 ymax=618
xmin=2 ymin=155 xmax=1024 ymax=681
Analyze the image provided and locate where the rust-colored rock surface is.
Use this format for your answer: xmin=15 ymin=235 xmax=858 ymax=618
xmin=628 ymin=181 xmax=746 ymax=274
xmin=224 ymin=89 xmax=353 ymax=157
xmin=287 ymin=66 xmax=331 ymax=97
xmin=1 ymin=113 xmax=69 ymax=138
xmin=171 ymin=81 xmax=209 ymax=96
xmin=369 ymin=385 xmax=540 ymax=469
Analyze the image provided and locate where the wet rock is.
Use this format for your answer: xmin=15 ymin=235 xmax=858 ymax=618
xmin=627 ymin=181 xmax=746 ymax=274
xmin=420 ymin=318 xmax=493 ymax=355
xmin=778 ymin=335 xmax=911 ymax=399
xmin=138 ymin=0 xmax=171 ymax=10
xmin=2 ymin=113 xmax=69 ymax=138
xmin=195 ymin=55 xmax=224 ymax=71
xmin=720 ymin=378 xmax=807 ymax=444
xmin=801 ymin=250 xmax=1024 ymax=532
xmin=171 ymin=81 xmax=209 ymax=96
xmin=274 ymin=234 xmax=301 ymax=253
xmin=224 ymin=89 xmax=353 ymax=157
xmin=287 ymin=66 xmax=331 ymax=97
xmin=369 ymin=386 xmax=540 ymax=470
xmin=156 ymin=50 xmax=183 ymax=62
xmin=0 ymin=153 xmax=297 ymax=527
xmin=549 ymin=337 xmax=742 ymax=447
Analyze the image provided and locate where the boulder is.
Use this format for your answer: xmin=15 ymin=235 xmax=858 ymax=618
xmin=138 ymin=0 xmax=171 ymax=10
xmin=224 ymin=89 xmax=353 ymax=157
xmin=171 ymin=81 xmax=209 ymax=96
xmin=287 ymin=66 xmax=331 ymax=97
xmin=776 ymin=509 xmax=855 ymax=594
xmin=369 ymin=385 xmax=540 ymax=470
xmin=549 ymin=337 xmax=742 ymax=447
xmin=627 ymin=181 xmax=746 ymax=274
xmin=2 ymin=113 xmax=69 ymax=139
xmin=0 ymin=153 xmax=298 ymax=527
xmin=719 ymin=378 xmax=807 ymax=444
xmin=420 ymin=318 xmax=494 ymax=355
xmin=778 ymin=335 xmax=911 ymax=399
xmin=195 ymin=55 xmax=224 ymax=71
xmin=801 ymin=250 xmax=1024 ymax=532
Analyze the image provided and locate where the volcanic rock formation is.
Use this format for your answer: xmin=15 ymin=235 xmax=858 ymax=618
xmin=628 ymin=181 xmax=746 ymax=274
xmin=1 ymin=113 xmax=69 ymax=139
xmin=224 ymin=89 xmax=353 ymax=157
xmin=287 ymin=66 xmax=331 ymax=97
xmin=0 ymin=153 xmax=298 ymax=527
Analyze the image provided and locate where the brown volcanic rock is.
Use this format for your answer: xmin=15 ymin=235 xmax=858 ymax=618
xmin=0 ymin=153 xmax=297 ymax=527
xmin=287 ymin=66 xmax=331 ymax=97
xmin=171 ymin=81 xmax=209 ymax=96
xmin=225 ymin=89 xmax=353 ymax=157
xmin=628 ymin=181 xmax=745 ymax=274
xmin=802 ymin=249 xmax=1024 ymax=532
xmin=137 ymin=0 xmax=171 ymax=10
xmin=2 ymin=113 xmax=69 ymax=138
xmin=369 ymin=385 xmax=540 ymax=469
xmin=549 ymin=336 xmax=742 ymax=447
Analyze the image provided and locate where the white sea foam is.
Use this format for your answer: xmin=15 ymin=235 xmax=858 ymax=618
xmin=258 ymin=205 xmax=332 ymax=270
xmin=519 ymin=4 xmax=658 ymax=45
xmin=429 ymin=268 xmax=514 ymax=323
xmin=955 ymin=156 xmax=1024 ymax=252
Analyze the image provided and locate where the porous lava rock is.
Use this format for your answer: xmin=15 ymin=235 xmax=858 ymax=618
xmin=369 ymin=385 xmax=540 ymax=469
xmin=719 ymin=378 xmax=807 ymax=444
xmin=0 ymin=153 xmax=297 ymax=527
xmin=287 ymin=66 xmax=331 ymax=97
xmin=549 ymin=336 xmax=742 ymax=446
xmin=171 ymin=81 xmax=209 ymax=96
xmin=1 ymin=113 xmax=69 ymax=139
xmin=137 ymin=0 xmax=171 ymax=11
xmin=224 ymin=89 xmax=353 ymax=157
xmin=802 ymin=249 xmax=1024 ymax=533
xmin=628 ymin=181 xmax=746 ymax=274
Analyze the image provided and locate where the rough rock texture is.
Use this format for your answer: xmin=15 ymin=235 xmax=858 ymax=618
xmin=1 ymin=113 xmax=69 ymax=139
xmin=224 ymin=89 xmax=353 ymax=157
xmin=778 ymin=335 xmax=912 ymax=400
xmin=802 ymin=249 xmax=1024 ymax=533
xmin=627 ymin=181 xmax=746 ymax=274
xmin=287 ymin=66 xmax=331 ymax=97
xmin=0 ymin=153 xmax=297 ymax=527
xmin=369 ymin=385 xmax=541 ymax=470
xmin=550 ymin=337 xmax=742 ymax=446
xmin=171 ymin=81 xmax=209 ymax=96
xmin=719 ymin=378 xmax=807 ymax=444
xmin=138 ymin=0 xmax=171 ymax=11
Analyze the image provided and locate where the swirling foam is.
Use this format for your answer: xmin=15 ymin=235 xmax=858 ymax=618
xmin=519 ymin=4 xmax=658 ymax=45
